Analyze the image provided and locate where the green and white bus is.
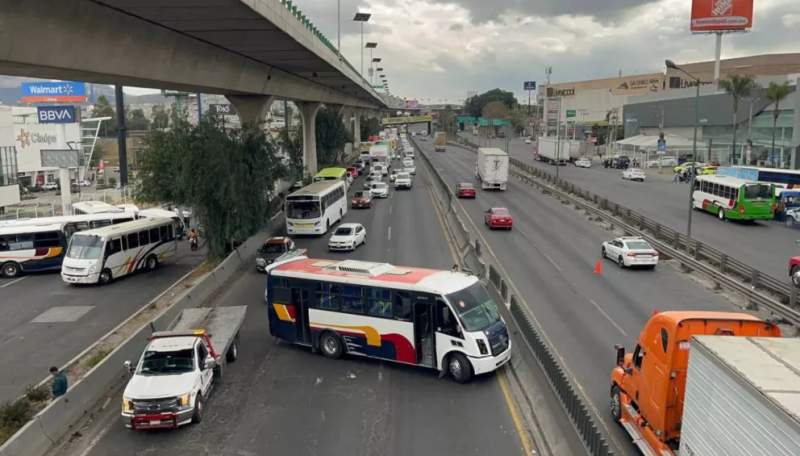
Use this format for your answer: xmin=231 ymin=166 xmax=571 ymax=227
xmin=692 ymin=175 xmax=775 ymax=221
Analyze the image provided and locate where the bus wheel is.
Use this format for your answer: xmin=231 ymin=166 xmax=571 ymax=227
xmin=718 ymin=208 xmax=726 ymax=221
xmin=319 ymin=331 xmax=343 ymax=359
xmin=792 ymin=266 xmax=800 ymax=288
xmin=1 ymin=262 xmax=20 ymax=278
xmin=145 ymin=255 xmax=158 ymax=271
xmin=98 ymin=269 xmax=112 ymax=285
xmin=448 ymin=353 xmax=473 ymax=383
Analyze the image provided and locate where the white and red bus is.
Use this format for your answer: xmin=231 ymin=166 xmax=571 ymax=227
xmin=265 ymin=256 xmax=511 ymax=383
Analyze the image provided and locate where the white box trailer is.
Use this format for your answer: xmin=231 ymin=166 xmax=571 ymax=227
xmin=535 ymin=137 xmax=580 ymax=165
xmin=476 ymin=148 xmax=509 ymax=191
xmin=680 ymin=336 xmax=800 ymax=456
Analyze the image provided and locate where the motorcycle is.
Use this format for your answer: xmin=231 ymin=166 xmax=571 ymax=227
xmin=189 ymin=236 xmax=198 ymax=251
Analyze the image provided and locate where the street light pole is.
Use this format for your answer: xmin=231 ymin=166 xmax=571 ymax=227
xmin=353 ymin=12 xmax=371 ymax=79
xmin=666 ymin=59 xmax=701 ymax=240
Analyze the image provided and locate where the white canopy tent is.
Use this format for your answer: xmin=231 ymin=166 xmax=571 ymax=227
xmin=613 ymin=134 xmax=697 ymax=168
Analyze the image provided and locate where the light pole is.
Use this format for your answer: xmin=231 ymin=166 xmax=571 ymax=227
xmin=666 ymin=59 xmax=701 ymax=240
xmin=353 ymin=12 xmax=371 ymax=78
xmin=370 ymin=56 xmax=381 ymax=85
xmin=337 ymin=0 xmax=340 ymax=53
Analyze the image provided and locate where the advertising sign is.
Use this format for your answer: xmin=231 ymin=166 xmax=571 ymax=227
xmin=36 ymin=106 xmax=77 ymax=124
xmin=657 ymin=138 xmax=667 ymax=154
xmin=523 ymin=81 xmax=537 ymax=91
xmin=20 ymin=81 xmax=87 ymax=103
xmin=14 ymin=123 xmax=80 ymax=172
xmin=209 ymin=104 xmax=236 ymax=115
xmin=404 ymin=99 xmax=419 ymax=109
xmin=381 ymin=115 xmax=432 ymax=126
xmin=690 ymin=0 xmax=754 ymax=32
xmin=566 ymin=109 xmax=576 ymax=118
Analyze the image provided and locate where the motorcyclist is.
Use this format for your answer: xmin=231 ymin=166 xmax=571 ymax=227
xmin=188 ymin=228 xmax=199 ymax=251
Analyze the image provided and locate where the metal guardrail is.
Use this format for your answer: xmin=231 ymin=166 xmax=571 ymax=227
xmin=452 ymin=138 xmax=800 ymax=327
xmin=414 ymin=139 xmax=614 ymax=456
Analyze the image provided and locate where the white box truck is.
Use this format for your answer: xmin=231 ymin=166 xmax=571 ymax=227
xmin=476 ymin=148 xmax=509 ymax=191
xmin=535 ymin=137 xmax=580 ymax=165
xmin=680 ymin=336 xmax=800 ymax=456
xmin=434 ymin=132 xmax=447 ymax=152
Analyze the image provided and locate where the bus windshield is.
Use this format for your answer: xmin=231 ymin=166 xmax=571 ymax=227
xmin=139 ymin=349 xmax=194 ymax=375
xmin=286 ymin=200 xmax=321 ymax=219
xmin=68 ymin=235 xmax=104 ymax=259
xmin=446 ymin=282 xmax=501 ymax=331
xmin=744 ymin=183 xmax=772 ymax=200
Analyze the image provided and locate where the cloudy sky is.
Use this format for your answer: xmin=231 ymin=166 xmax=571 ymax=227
xmin=293 ymin=0 xmax=800 ymax=103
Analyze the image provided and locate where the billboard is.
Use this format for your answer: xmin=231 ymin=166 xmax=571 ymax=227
xmin=690 ymin=0 xmax=754 ymax=32
xmin=20 ymin=81 xmax=87 ymax=103
xmin=404 ymin=99 xmax=419 ymax=109
xmin=14 ymin=123 xmax=80 ymax=172
xmin=37 ymin=106 xmax=77 ymax=124
xmin=523 ymin=81 xmax=537 ymax=91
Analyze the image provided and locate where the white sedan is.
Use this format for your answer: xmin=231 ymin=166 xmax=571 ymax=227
xmin=575 ymin=158 xmax=592 ymax=168
xmin=622 ymin=168 xmax=646 ymax=182
xmin=328 ymin=223 xmax=367 ymax=251
xmin=370 ymin=182 xmax=390 ymax=198
xmin=601 ymin=236 xmax=659 ymax=268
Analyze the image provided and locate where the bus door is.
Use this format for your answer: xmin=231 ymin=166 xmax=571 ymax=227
xmin=291 ymin=287 xmax=312 ymax=345
xmin=413 ymin=294 xmax=435 ymax=368
xmin=434 ymin=298 xmax=464 ymax=369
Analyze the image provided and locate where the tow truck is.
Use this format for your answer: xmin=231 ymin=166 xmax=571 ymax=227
xmin=121 ymin=306 xmax=247 ymax=430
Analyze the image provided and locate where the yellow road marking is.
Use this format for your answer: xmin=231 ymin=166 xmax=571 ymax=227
xmin=498 ymin=369 xmax=535 ymax=455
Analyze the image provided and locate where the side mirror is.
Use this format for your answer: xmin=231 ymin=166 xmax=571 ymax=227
xmin=614 ymin=344 xmax=625 ymax=367
xmin=123 ymin=360 xmax=134 ymax=373
xmin=203 ymin=357 xmax=217 ymax=371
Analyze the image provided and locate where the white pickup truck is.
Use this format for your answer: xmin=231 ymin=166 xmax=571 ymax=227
xmin=121 ymin=306 xmax=246 ymax=430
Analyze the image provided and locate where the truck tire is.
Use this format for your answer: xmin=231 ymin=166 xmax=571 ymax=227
xmin=319 ymin=331 xmax=343 ymax=359
xmin=226 ymin=337 xmax=239 ymax=363
xmin=792 ymin=266 xmax=800 ymax=288
xmin=448 ymin=353 xmax=473 ymax=383
xmin=192 ymin=394 xmax=204 ymax=424
xmin=610 ymin=385 xmax=622 ymax=421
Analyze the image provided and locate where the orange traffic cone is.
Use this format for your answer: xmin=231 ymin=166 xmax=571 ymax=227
xmin=593 ymin=260 xmax=603 ymax=275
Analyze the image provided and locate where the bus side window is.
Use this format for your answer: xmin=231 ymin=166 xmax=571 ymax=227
xmin=106 ymin=238 xmax=122 ymax=257
xmin=150 ymin=228 xmax=160 ymax=243
xmin=693 ymin=179 xmax=700 ymax=191
xmin=366 ymin=287 xmax=391 ymax=318
xmin=139 ymin=230 xmax=149 ymax=246
xmin=436 ymin=300 xmax=461 ymax=338
xmin=34 ymin=231 xmax=61 ymax=248
xmin=159 ymin=225 xmax=169 ymax=241
xmin=392 ymin=292 xmax=413 ymax=321
xmin=0 ymin=236 xmax=8 ymax=251
xmin=127 ymin=233 xmax=139 ymax=249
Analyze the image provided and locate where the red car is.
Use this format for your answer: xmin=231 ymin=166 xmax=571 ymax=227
xmin=485 ymin=207 xmax=513 ymax=230
xmin=347 ymin=167 xmax=359 ymax=178
xmin=790 ymin=256 xmax=800 ymax=287
xmin=351 ymin=191 xmax=372 ymax=209
xmin=456 ymin=182 xmax=476 ymax=198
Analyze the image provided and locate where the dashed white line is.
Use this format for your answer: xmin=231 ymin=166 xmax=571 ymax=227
xmin=589 ymin=299 xmax=629 ymax=337
xmin=387 ymin=226 xmax=392 ymax=241
xmin=541 ymin=252 xmax=562 ymax=272
xmin=0 ymin=276 xmax=28 ymax=288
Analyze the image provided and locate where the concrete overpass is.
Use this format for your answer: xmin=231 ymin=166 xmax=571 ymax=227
xmin=0 ymin=0 xmax=403 ymax=173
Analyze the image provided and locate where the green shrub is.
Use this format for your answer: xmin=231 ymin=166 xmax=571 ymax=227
xmin=24 ymin=384 xmax=50 ymax=402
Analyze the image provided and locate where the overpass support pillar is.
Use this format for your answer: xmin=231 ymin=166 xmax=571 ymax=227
xmin=298 ymin=101 xmax=321 ymax=177
xmin=226 ymin=95 xmax=274 ymax=127
xmin=353 ymin=113 xmax=362 ymax=151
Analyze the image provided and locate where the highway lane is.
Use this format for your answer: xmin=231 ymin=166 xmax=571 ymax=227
xmin=0 ymin=242 xmax=203 ymax=403
xmin=459 ymin=133 xmax=796 ymax=281
xmin=51 ymin=159 xmax=527 ymax=456
xmin=420 ymin=139 xmax=755 ymax=453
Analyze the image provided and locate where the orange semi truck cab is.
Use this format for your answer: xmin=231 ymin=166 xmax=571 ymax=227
xmin=610 ymin=311 xmax=781 ymax=455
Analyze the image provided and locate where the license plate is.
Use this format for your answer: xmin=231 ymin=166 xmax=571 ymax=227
xmin=150 ymin=420 xmax=161 ymax=426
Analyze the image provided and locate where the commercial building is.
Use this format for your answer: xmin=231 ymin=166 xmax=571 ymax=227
xmin=539 ymin=53 xmax=800 ymax=154
xmin=10 ymin=107 xmax=81 ymax=187
xmin=0 ymin=107 xmax=20 ymax=212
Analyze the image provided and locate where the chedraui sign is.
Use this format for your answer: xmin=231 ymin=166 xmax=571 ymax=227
xmin=382 ymin=115 xmax=433 ymax=126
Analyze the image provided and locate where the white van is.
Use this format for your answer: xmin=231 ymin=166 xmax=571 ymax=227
xmin=370 ymin=164 xmax=388 ymax=176
xmin=61 ymin=218 xmax=178 ymax=285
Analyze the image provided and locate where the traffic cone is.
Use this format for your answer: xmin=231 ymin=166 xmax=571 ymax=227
xmin=593 ymin=260 xmax=603 ymax=275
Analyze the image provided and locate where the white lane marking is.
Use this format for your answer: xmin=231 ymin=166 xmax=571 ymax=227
xmin=389 ymin=204 xmax=392 ymax=216
xmin=0 ymin=276 xmax=28 ymax=288
xmin=541 ymin=252 xmax=562 ymax=272
xmin=589 ymin=299 xmax=629 ymax=337
xmin=77 ymin=418 xmax=114 ymax=456
xmin=387 ymin=226 xmax=392 ymax=241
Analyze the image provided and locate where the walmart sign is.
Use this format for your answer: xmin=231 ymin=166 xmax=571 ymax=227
xmin=37 ymin=106 xmax=77 ymax=124
xmin=21 ymin=81 xmax=87 ymax=103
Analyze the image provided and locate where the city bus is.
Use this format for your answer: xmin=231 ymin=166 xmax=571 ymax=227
xmin=0 ymin=224 xmax=66 ymax=278
xmin=0 ymin=212 xmax=137 ymax=235
xmin=285 ymin=180 xmax=347 ymax=235
xmin=313 ymin=167 xmax=349 ymax=184
xmin=692 ymin=175 xmax=775 ymax=221
xmin=264 ymin=256 xmax=511 ymax=383
xmin=72 ymin=200 xmax=136 ymax=215
xmin=61 ymin=218 xmax=177 ymax=285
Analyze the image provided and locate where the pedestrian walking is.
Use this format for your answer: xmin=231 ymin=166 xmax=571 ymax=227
xmin=50 ymin=366 xmax=67 ymax=398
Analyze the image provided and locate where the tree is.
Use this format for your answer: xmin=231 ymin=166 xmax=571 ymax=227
xmin=91 ymin=95 xmax=116 ymax=137
xmin=765 ymin=81 xmax=792 ymax=160
xmin=481 ymin=101 xmax=509 ymax=120
xmin=719 ymin=74 xmax=758 ymax=164
xmin=136 ymin=119 xmax=287 ymax=259
xmin=508 ymin=107 xmax=529 ymax=136
xmin=127 ymin=108 xmax=150 ymax=131
xmin=315 ymin=106 xmax=350 ymax=166
xmin=360 ymin=116 xmax=381 ymax=140
xmin=151 ymin=105 xmax=169 ymax=130
xmin=279 ymin=127 xmax=303 ymax=180
xmin=464 ymin=89 xmax=517 ymax=117
xmin=438 ymin=105 xmax=458 ymax=136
